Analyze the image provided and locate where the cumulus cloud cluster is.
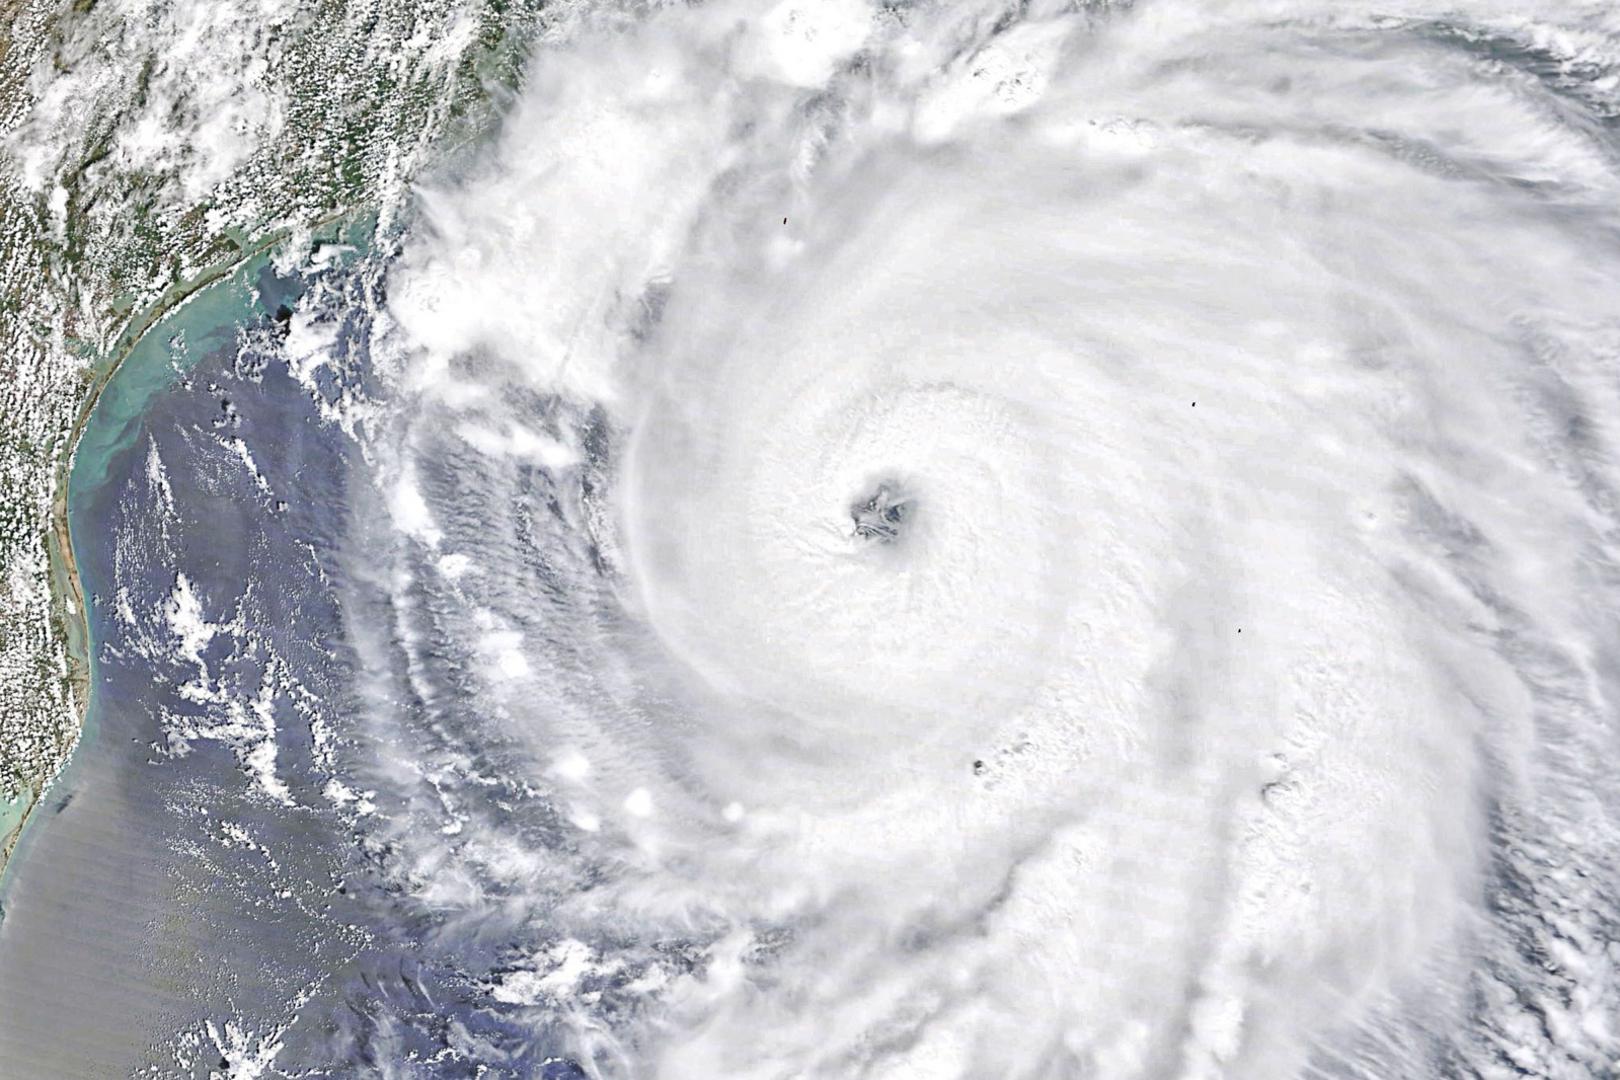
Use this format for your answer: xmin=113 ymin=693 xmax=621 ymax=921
xmin=349 ymin=0 xmax=1620 ymax=1076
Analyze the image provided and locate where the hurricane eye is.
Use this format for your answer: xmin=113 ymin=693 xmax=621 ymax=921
xmin=850 ymin=483 xmax=913 ymax=543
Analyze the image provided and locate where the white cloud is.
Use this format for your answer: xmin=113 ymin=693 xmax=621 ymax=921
xmin=349 ymin=0 xmax=1620 ymax=1075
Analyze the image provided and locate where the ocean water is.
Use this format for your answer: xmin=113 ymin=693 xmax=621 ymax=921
xmin=0 ymin=246 xmax=371 ymax=1076
xmin=4 ymin=3 xmax=1620 ymax=1078
xmin=0 ymin=233 xmax=597 ymax=1076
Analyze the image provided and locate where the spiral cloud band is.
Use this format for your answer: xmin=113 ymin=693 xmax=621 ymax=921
xmin=365 ymin=0 xmax=1620 ymax=1075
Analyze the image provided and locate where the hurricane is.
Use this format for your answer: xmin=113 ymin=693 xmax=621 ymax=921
xmin=7 ymin=0 xmax=1620 ymax=1076
xmin=318 ymin=0 xmax=1620 ymax=1074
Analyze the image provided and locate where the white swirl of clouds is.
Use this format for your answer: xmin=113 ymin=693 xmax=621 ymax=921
xmin=355 ymin=0 xmax=1620 ymax=1076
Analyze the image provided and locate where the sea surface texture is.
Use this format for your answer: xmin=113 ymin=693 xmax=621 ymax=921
xmin=3 ymin=2 xmax=1620 ymax=1077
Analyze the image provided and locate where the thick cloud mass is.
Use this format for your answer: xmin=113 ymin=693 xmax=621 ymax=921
xmin=352 ymin=1 xmax=1620 ymax=1076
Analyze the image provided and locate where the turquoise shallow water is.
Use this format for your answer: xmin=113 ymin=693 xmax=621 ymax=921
xmin=2 ymin=209 xmax=375 ymax=891
xmin=0 ymin=256 xmax=270 ymax=899
xmin=0 ymin=225 xmax=382 ymax=1077
xmin=71 ymin=260 xmax=269 ymax=505
xmin=0 ymin=795 xmax=24 ymax=852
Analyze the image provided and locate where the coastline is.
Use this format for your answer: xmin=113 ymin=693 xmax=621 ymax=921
xmin=0 ymin=211 xmax=354 ymax=886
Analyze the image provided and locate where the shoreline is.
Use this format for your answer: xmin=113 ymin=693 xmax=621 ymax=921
xmin=0 ymin=210 xmax=353 ymax=885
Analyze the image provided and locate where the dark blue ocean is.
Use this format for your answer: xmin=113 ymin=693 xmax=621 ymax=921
xmin=0 ymin=244 xmax=592 ymax=1078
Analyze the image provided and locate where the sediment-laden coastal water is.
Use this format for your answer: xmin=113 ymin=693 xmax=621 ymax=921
xmin=5 ymin=2 xmax=1620 ymax=1078
xmin=0 ymin=245 xmax=375 ymax=1076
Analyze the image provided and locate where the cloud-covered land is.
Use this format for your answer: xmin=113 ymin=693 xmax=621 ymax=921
xmin=8 ymin=0 xmax=1620 ymax=1076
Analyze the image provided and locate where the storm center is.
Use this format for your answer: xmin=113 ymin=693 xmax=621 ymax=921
xmin=849 ymin=481 xmax=914 ymax=544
